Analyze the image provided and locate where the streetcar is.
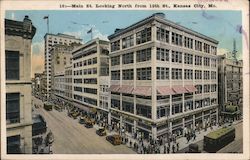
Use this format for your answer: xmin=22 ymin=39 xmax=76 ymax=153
xmin=203 ymin=126 xmax=235 ymax=152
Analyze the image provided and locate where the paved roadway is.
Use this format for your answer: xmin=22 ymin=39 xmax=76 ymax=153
xmin=32 ymin=97 xmax=135 ymax=154
xmin=177 ymin=121 xmax=243 ymax=153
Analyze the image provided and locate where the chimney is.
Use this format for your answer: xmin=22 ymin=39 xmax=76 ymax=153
xmin=23 ymin=15 xmax=32 ymax=32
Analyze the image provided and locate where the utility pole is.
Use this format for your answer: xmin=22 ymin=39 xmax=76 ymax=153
xmin=232 ymin=39 xmax=237 ymax=60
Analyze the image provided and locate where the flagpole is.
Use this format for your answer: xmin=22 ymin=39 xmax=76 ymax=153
xmin=91 ymin=28 xmax=93 ymax=40
xmin=47 ymin=15 xmax=49 ymax=33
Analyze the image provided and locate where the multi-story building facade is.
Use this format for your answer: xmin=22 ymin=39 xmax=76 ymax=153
xmin=218 ymin=54 xmax=243 ymax=120
xmin=108 ymin=13 xmax=219 ymax=139
xmin=5 ymin=16 xmax=36 ymax=153
xmin=51 ymin=44 xmax=79 ymax=105
xmin=32 ymin=73 xmax=43 ymax=97
xmin=44 ymin=33 xmax=82 ymax=98
xmin=72 ymin=38 xmax=110 ymax=121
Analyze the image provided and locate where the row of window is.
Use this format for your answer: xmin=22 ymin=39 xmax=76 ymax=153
xmin=111 ymin=27 xmax=217 ymax=54
xmin=111 ymin=49 xmax=217 ymax=66
xmin=195 ymin=84 xmax=217 ymax=94
xmin=111 ymin=97 xmax=217 ymax=118
xmin=112 ymin=68 xmax=217 ymax=80
xmin=73 ymin=68 xmax=97 ymax=75
xmin=73 ymin=57 xmax=97 ymax=68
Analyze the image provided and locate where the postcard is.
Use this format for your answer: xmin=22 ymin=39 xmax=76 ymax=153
xmin=0 ymin=0 xmax=249 ymax=160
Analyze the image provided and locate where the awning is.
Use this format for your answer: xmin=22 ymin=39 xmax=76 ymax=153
xmin=133 ymin=86 xmax=151 ymax=96
xmin=109 ymin=85 xmax=120 ymax=92
xmin=119 ymin=85 xmax=134 ymax=94
xmin=185 ymin=85 xmax=197 ymax=93
xmin=157 ymin=86 xmax=175 ymax=95
xmin=172 ymin=85 xmax=188 ymax=94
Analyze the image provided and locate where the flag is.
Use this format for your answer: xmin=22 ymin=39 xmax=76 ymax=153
xmin=87 ymin=28 xmax=92 ymax=34
xmin=43 ymin=16 xmax=49 ymax=19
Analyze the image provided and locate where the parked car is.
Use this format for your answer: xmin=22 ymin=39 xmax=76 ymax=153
xmin=71 ymin=111 xmax=80 ymax=119
xmin=79 ymin=116 xmax=87 ymax=124
xmin=96 ymin=127 xmax=106 ymax=136
xmin=186 ymin=143 xmax=201 ymax=153
xmin=84 ymin=118 xmax=94 ymax=128
xmin=106 ymin=134 xmax=122 ymax=145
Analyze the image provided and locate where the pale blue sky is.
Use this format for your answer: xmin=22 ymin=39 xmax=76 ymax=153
xmin=5 ymin=10 xmax=242 ymax=74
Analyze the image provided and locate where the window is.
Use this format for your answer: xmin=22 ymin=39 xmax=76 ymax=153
xmin=157 ymin=105 xmax=170 ymax=119
xmin=122 ymin=35 xmax=134 ymax=49
xmin=111 ymin=40 xmax=120 ymax=52
xmin=6 ymin=93 xmax=20 ymax=124
xmin=204 ymin=71 xmax=210 ymax=80
xmin=111 ymin=99 xmax=120 ymax=109
xmin=184 ymin=69 xmax=193 ymax=80
xmin=136 ymin=104 xmax=151 ymax=118
xmin=203 ymin=43 xmax=210 ymax=53
xmin=172 ymin=103 xmax=183 ymax=115
xmin=184 ymin=100 xmax=193 ymax=112
xmin=195 ymin=85 xmax=202 ymax=94
xmin=171 ymin=68 xmax=182 ymax=80
xmin=211 ymin=84 xmax=217 ymax=92
xmin=122 ymin=69 xmax=134 ymax=80
xmin=136 ymin=48 xmax=151 ymax=62
xmin=84 ymin=88 xmax=97 ymax=95
xmin=172 ymin=51 xmax=182 ymax=63
xmin=74 ymin=78 xmax=82 ymax=83
xmin=184 ymin=37 xmax=193 ymax=49
xmin=195 ymin=40 xmax=202 ymax=51
xmin=195 ymin=70 xmax=202 ymax=79
xmin=122 ymin=52 xmax=134 ymax=64
xmin=211 ymin=46 xmax=217 ymax=55
xmin=74 ymin=86 xmax=82 ymax=92
xmin=111 ymin=56 xmax=120 ymax=66
xmin=137 ymin=67 xmax=151 ymax=80
xmin=195 ymin=99 xmax=203 ymax=109
xmin=184 ymin=53 xmax=193 ymax=64
xmin=7 ymin=135 xmax=21 ymax=154
xmin=204 ymin=57 xmax=210 ymax=66
xmin=136 ymin=27 xmax=151 ymax=44
xmin=172 ymin=32 xmax=183 ymax=46
xmin=84 ymin=97 xmax=97 ymax=106
xmin=204 ymin=84 xmax=210 ymax=93
xmin=195 ymin=55 xmax=202 ymax=65
xmin=211 ymin=71 xmax=216 ymax=79
xmin=156 ymin=48 xmax=169 ymax=61
xmin=111 ymin=70 xmax=120 ymax=80
xmin=211 ymin=58 xmax=217 ymax=68
xmin=92 ymin=57 xmax=97 ymax=64
xmin=157 ymin=67 xmax=169 ymax=80
xmin=122 ymin=101 xmax=134 ymax=113
xmin=156 ymin=27 xmax=169 ymax=43
xmin=6 ymin=51 xmax=19 ymax=80
xmin=203 ymin=98 xmax=210 ymax=106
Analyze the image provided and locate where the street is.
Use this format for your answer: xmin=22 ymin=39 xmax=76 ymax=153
xmin=177 ymin=121 xmax=243 ymax=153
xmin=32 ymin=97 xmax=135 ymax=154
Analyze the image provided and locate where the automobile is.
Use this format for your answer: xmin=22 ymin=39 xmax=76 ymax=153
xmin=71 ymin=111 xmax=80 ymax=119
xmin=96 ymin=127 xmax=107 ymax=136
xmin=186 ymin=143 xmax=201 ymax=153
xmin=79 ymin=116 xmax=87 ymax=124
xmin=54 ymin=105 xmax=62 ymax=112
xmin=106 ymin=134 xmax=122 ymax=145
xmin=84 ymin=118 xmax=94 ymax=128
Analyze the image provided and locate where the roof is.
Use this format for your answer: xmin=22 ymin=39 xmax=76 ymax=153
xmin=108 ymin=13 xmax=218 ymax=44
xmin=44 ymin=33 xmax=82 ymax=41
xmin=205 ymin=127 xmax=235 ymax=139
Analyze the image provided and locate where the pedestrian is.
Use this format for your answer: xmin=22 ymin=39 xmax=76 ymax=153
xmin=176 ymin=142 xmax=179 ymax=151
xmin=164 ymin=145 xmax=167 ymax=154
xmin=172 ymin=143 xmax=175 ymax=153
xmin=167 ymin=145 xmax=170 ymax=153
